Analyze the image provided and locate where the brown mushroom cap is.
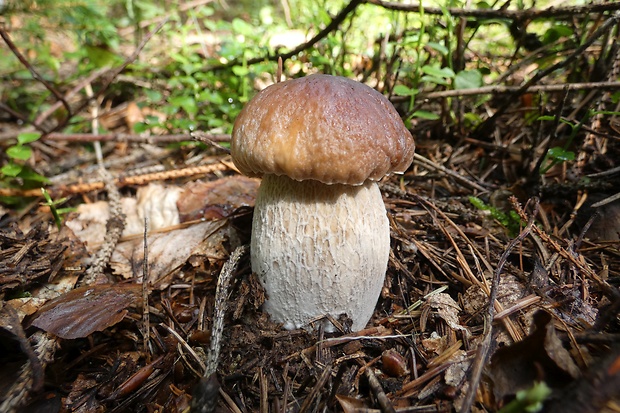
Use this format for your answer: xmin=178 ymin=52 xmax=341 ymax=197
xmin=231 ymin=74 xmax=415 ymax=185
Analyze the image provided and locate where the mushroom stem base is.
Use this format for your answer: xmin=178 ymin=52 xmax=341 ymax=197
xmin=251 ymin=174 xmax=390 ymax=331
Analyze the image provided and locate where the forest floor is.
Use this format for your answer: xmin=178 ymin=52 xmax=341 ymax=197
xmin=1 ymin=2 xmax=620 ymax=413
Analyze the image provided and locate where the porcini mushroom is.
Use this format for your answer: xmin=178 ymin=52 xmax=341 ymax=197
xmin=231 ymin=74 xmax=415 ymax=331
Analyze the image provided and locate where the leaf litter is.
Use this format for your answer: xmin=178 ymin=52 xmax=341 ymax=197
xmin=1 ymin=122 xmax=619 ymax=413
xmin=1 ymin=5 xmax=620 ymax=413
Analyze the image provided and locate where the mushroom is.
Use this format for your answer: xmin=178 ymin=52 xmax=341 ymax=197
xmin=231 ymin=74 xmax=415 ymax=331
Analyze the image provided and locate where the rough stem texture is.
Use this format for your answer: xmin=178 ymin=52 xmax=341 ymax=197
xmin=251 ymin=174 xmax=390 ymax=331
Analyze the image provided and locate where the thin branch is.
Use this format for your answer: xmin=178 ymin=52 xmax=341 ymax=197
xmin=0 ymin=163 xmax=229 ymax=198
xmin=52 ymin=18 xmax=169 ymax=133
xmin=0 ymin=102 xmax=33 ymax=126
xmin=142 ymin=219 xmax=151 ymax=357
xmin=298 ymin=366 xmax=332 ymax=413
xmin=192 ymin=131 xmax=231 ymax=153
xmin=77 ymin=171 xmax=125 ymax=286
xmin=412 ymin=153 xmax=488 ymax=192
xmin=33 ymin=67 xmax=109 ymax=128
xmin=364 ymin=0 xmax=620 ymax=19
xmin=591 ymin=192 xmax=620 ymax=208
xmin=477 ymin=12 xmax=620 ymax=134
xmin=206 ymin=0 xmax=363 ymax=71
xmin=0 ymin=131 xmax=230 ymax=143
xmin=3 ymin=79 xmax=618 ymax=143
xmin=0 ymin=28 xmax=71 ymax=131
xmin=393 ymin=81 xmax=620 ymax=102
xmin=0 ymin=21 xmax=167 ymax=135
xmin=459 ymin=197 xmax=540 ymax=413
xmin=365 ymin=367 xmax=396 ymax=413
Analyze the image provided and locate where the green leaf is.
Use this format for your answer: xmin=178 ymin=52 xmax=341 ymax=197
xmin=7 ymin=145 xmax=32 ymax=160
xmin=145 ymin=89 xmax=163 ymax=102
xmin=1 ymin=163 xmax=23 ymax=177
xmin=145 ymin=115 xmax=162 ymax=124
xmin=231 ymin=18 xmax=254 ymax=36
xmin=543 ymin=25 xmax=573 ymax=44
xmin=499 ymin=381 xmax=551 ymax=413
xmin=134 ymin=122 xmax=149 ymax=133
xmin=169 ymin=96 xmax=198 ymax=117
xmin=196 ymin=6 xmax=214 ymax=17
xmin=412 ymin=110 xmax=440 ymax=120
xmin=421 ymin=75 xmax=449 ymax=86
xmin=170 ymin=52 xmax=190 ymax=65
xmin=392 ymin=84 xmax=416 ymax=96
xmin=454 ymin=70 xmax=483 ymax=89
xmin=425 ymin=42 xmax=449 ymax=56
xmin=421 ymin=65 xmax=455 ymax=79
xmin=18 ymin=167 xmax=49 ymax=183
xmin=232 ymin=65 xmax=250 ymax=76
xmin=198 ymin=90 xmax=224 ymax=105
xmin=401 ymin=34 xmax=421 ymax=46
xmin=547 ymin=147 xmax=575 ymax=162
xmin=54 ymin=207 xmax=76 ymax=215
xmin=17 ymin=132 xmax=42 ymax=144
xmin=84 ymin=45 xmax=121 ymax=68
xmin=464 ymin=112 xmax=483 ymax=127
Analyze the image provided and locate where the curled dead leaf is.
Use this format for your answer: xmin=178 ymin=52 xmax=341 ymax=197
xmin=335 ymin=394 xmax=378 ymax=413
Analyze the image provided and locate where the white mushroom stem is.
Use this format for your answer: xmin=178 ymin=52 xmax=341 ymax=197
xmin=251 ymin=174 xmax=390 ymax=331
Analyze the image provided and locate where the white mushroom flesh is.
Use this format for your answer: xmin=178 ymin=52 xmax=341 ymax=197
xmin=251 ymin=174 xmax=390 ymax=331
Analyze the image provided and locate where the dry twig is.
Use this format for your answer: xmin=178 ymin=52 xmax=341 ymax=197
xmin=206 ymin=0 xmax=363 ymax=71
xmin=0 ymin=20 xmax=168 ymax=133
xmin=0 ymin=131 xmax=231 ymax=144
xmin=0 ymin=28 xmax=72 ymax=130
xmin=478 ymin=12 xmax=620 ymax=134
xmin=364 ymin=0 xmax=620 ymax=19
xmin=459 ymin=198 xmax=540 ymax=413
xmin=77 ymin=84 xmax=125 ymax=287
xmin=392 ymin=81 xmax=620 ymax=102
xmin=0 ymin=163 xmax=230 ymax=198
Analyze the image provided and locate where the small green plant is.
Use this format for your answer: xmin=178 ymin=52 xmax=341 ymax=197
xmin=41 ymin=188 xmax=74 ymax=230
xmin=540 ymin=146 xmax=575 ymax=174
xmin=498 ymin=381 xmax=551 ymax=413
xmin=1 ymin=132 xmax=49 ymax=186
xmin=469 ymin=196 xmax=523 ymax=236
xmin=2 ymin=132 xmax=40 ymax=175
xmin=391 ymin=2 xmax=484 ymax=123
xmin=536 ymin=115 xmax=579 ymax=174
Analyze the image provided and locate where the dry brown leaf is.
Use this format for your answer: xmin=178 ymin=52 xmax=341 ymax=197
xmin=488 ymin=311 xmax=580 ymax=403
xmin=584 ymin=198 xmax=620 ymax=241
xmin=111 ymin=220 xmax=233 ymax=286
xmin=65 ymin=201 xmax=111 ymax=253
xmin=335 ymin=394 xmax=379 ymax=413
xmin=30 ymin=284 xmax=141 ymax=339
xmin=426 ymin=293 xmax=470 ymax=337
xmin=65 ymin=182 xmax=238 ymax=286
xmin=177 ymin=175 xmax=260 ymax=222
xmin=65 ymin=183 xmax=182 ymax=247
